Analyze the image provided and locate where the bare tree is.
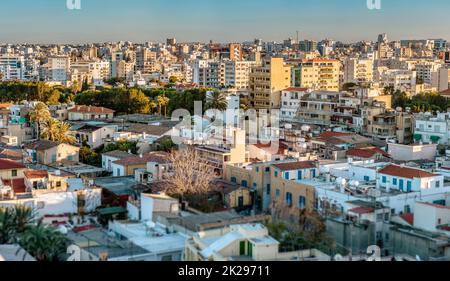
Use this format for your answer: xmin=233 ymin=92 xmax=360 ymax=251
xmin=164 ymin=147 xmax=216 ymax=199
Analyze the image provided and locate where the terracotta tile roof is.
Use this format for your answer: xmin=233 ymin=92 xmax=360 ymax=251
xmin=378 ymin=164 xmax=439 ymax=179
xmin=24 ymin=140 xmax=59 ymax=151
xmin=318 ymin=132 xmax=353 ymax=140
xmin=252 ymin=142 xmax=288 ymax=155
xmin=440 ymin=89 xmax=450 ymax=95
xmin=400 ymin=213 xmax=414 ymax=225
xmin=113 ymin=151 xmax=171 ymax=166
xmin=24 ymin=170 xmax=49 ymax=179
xmin=283 ymin=87 xmax=309 ymax=92
xmin=0 ymin=159 xmax=26 ymax=170
xmin=3 ymin=178 xmax=27 ymax=193
xmin=417 ymin=202 xmax=450 ymax=210
xmin=272 ymin=161 xmax=316 ymax=171
xmin=346 ymin=147 xmax=390 ymax=159
xmin=349 ymin=207 xmax=374 ymax=215
xmin=68 ymin=105 xmax=115 ymax=114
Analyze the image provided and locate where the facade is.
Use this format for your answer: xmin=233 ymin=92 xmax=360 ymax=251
xmin=249 ymin=57 xmax=291 ymax=109
xmin=294 ymin=59 xmax=340 ymax=91
xmin=24 ymin=140 xmax=80 ymax=165
xmin=343 ymin=57 xmax=374 ymax=84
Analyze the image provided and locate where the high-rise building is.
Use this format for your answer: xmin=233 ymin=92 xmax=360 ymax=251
xmin=249 ymin=57 xmax=291 ymax=109
xmin=299 ymin=40 xmax=318 ymax=52
xmin=0 ymin=54 xmax=25 ymax=81
xmin=293 ymin=59 xmax=341 ymax=91
xmin=343 ymin=57 xmax=374 ymax=84
xmin=229 ymin=43 xmax=243 ymax=61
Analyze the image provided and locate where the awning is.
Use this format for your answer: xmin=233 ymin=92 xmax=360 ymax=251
xmin=413 ymin=134 xmax=422 ymax=141
xmin=97 ymin=207 xmax=127 ymax=216
xmin=430 ymin=135 xmax=441 ymax=142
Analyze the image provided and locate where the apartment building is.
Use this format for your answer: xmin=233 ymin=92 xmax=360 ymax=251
xmin=296 ymin=91 xmax=348 ymax=126
xmin=414 ymin=112 xmax=450 ymax=145
xmin=293 ymin=59 xmax=340 ymax=91
xmin=43 ymin=56 xmax=71 ymax=83
xmin=0 ymin=54 xmax=25 ymax=81
xmin=343 ymin=57 xmax=374 ymax=84
xmin=249 ymin=57 xmax=291 ymax=109
xmin=280 ymin=87 xmax=310 ymax=121
xmin=415 ymin=61 xmax=443 ymax=88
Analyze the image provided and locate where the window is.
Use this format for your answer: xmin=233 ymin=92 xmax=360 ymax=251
xmin=231 ymin=177 xmax=237 ymax=183
xmin=392 ymin=178 xmax=397 ymax=185
xmin=252 ymin=182 xmax=257 ymax=189
xmin=436 ymin=181 xmax=440 ymax=188
xmin=363 ymin=176 xmax=370 ymax=181
xmin=406 ymin=181 xmax=412 ymax=192
xmin=56 ymin=181 xmax=62 ymax=187
xmin=298 ymin=196 xmax=306 ymax=209
xmin=11 ymin=170 xmax=17 ymax=177
xmin=265 ymin=167 xmax=270 ymax=172
xmin=382 ymin=176 xmax=386 ymax=183
xmin=241 ymin=180 xmax=248 ymax=187
xmin=274 ymin=171 xmax=278 ymax=177
xmin=275 ymin=189 xmax=281 ymax=198
xmin=266 ymin=184 xmax=271 ymax=195
xmin=285 ymin=192 xmax=293 ymax=206
xmin=284 ymin=172 xmax=290 ymax=180
xmin=256 ymin=167 xmax=259 ymax=172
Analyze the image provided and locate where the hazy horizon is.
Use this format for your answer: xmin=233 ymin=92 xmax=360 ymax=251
xmin=1 ymin=0 xmax=450 ymax=44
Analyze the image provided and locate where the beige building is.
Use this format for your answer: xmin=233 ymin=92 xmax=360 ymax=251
xmin=343 ymin=57 xmax=374 ymax=84
xmin=24 ymin=140 xmax=80 ymax=165
xmin=249 ymin=57 xmax=291 ymax=109
xmin=295 ymin=58 xmax=340 ymax=91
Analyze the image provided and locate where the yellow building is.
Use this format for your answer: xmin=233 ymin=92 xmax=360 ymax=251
xmin=296 ymin=58 xmax=341 ymax=91
xmin=249 ymin=57 xmax=291 ymax=109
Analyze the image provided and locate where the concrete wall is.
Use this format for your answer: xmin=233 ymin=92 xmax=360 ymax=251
xmin=388 ymin=143 xmax=437 ymax=161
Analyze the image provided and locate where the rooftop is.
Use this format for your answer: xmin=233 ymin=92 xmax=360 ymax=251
xmin=379 ymin=164 xmax=440 ymax=179
xmin=68 ymin=105 xmax=115 ymax=114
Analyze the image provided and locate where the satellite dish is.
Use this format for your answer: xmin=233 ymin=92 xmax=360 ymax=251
xmin=58 ymin=225 xmax=68 ymax=235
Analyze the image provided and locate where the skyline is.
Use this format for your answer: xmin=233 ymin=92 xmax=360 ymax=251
xmin=0 ymin=0 xmax=450 ymax=44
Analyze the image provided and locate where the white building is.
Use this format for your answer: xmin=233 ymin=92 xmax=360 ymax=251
xmin=388 ymin=143 xmax=437 ymax=161
xmin=280 ymin=87 xmax=310 ymax=121
xmin=343 ymin=57 xmax=374 ymax=84
xmin=414 ymin=112 xmax=450 ymax=145
xmin=413 ymin=202 xmax=450 ymax=234
xmin=0 ymin=54 xmax=25 ymax=81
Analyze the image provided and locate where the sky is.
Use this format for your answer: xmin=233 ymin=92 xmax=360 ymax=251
xmin=1 ymin=0 xmax=450 ymax=44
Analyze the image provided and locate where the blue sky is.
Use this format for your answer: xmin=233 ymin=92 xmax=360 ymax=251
xmin=1 ymin=0 xmax=450 ymax=44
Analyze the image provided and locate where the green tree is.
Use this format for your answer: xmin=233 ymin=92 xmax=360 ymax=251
xmin=18 ymin=222 xmax=69 ymax=261
xmin=41 ymin=119 xmax=76 ymax=144
xmin=205 ymin=91 xmax=228 ymax=111
xmin=28 ymin=102 xmax=51 ymax=139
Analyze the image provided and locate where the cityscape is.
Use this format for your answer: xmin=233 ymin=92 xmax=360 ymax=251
xmin=1 ymin=0 xmax=450 ymax=269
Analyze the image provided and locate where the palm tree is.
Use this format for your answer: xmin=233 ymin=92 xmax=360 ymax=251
xmin=0 ymin=207 xmax=16 ymax=244
xmin=41 ymin=118 xmax=60 ymax=142
xmin=28 ymin=102 xmax=51 ymax=139
xmin=157 ymin=95 xmax=170 ymax=117
xmin=18 ymin=222 xmax=69 ymax=261
xmin=149 ymin=100 xmax=157 ymax=115
xmin=41 ymin=119 xmax=76 ymax=144
xmin=205 ymin=91 xmax=228 ymax=111
xmin=14 ymin=205 xmax=35 ymax=233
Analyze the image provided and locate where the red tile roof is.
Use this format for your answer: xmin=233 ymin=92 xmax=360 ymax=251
xmin=346 ymin=147 xmax=390 ymax=159
xmin=417 ymin=202 xmax=450 ymax=210
xmin=24 ymin=170 xmax=49 ymax=179
xmin=0 ymin=159 xmax=26 ymax=170
xmin=252 ymin=142 xmax=288 ymax=155
xmin=349 ymin=207 xmax=374 ymax=215
xmin=272 ymin=161 xmax=316 ymax=171
xmin=283 ymin=87 xmax=309 ymax=92
xmin=400 ymin=213 xmax=414 ymax=225
xmin=113 ymin=152 xmax=170 ymax=166
xmin=3 ymin=178 xmax=27 ymax=193
xmin=318 ymin=132 xmax=353 ymax=140
xmin=68 ymin=105 xmax=115 ymax=114
xmin=378 ymin=165 xmax=439 ymax=179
